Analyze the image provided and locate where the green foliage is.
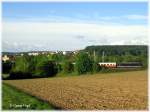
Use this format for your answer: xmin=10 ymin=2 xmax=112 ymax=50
xmin=62 ymin=60 xmax=74 ymax=73
xmin=2 ymin=61 xmax=13 ymax=74
xmin=6 ymin=45 xmax=148 ymax=79
xmin=84 ymin=45 xmax=148 ymax=68
xmin=85 ymin=45 xmax=147 ymax=57
xmin=34 ymin=61 xmax=58 ymax=77
xmin=75 ymin=52 xmax=93 ymax=74
xmin=92 ymin=61 xmax=101 ymax=73
xmin=10 ymin=55 xmax=32 ymax=79
xmin=51 ymin=53 xmax=65 ymax=62
xmin=11 ymin=55 xmax=30 ymax=73
xmin=2 ymin=84 xmax=53 ymax=110
xmin=10 ymin=55 xmax=58 ymax=79
xmin=57 ymin=63 xmax=63 ymax=73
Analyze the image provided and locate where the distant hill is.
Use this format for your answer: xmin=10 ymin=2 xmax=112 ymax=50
xmin=84 ymin=45 xmax=148 ymax=67
xmin=84 ymin=45 xmax=148 ymax=56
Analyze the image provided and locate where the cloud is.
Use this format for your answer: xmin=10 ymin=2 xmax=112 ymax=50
xmin=125 ymin=15 xmax=147 ymax=20
xmin=97 ymin=14 xmax=147 ymax=22
xmin=4 ymin=14 xmax=147 ymax=25
xmin=74 ymin=35 xmax=85 ymax=39
xmin=2 ymin=21 xmax=148 ymax=52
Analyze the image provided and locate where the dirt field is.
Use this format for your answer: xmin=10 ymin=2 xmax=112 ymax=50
xmin=3 ymin=70 xmax=148 ymax=110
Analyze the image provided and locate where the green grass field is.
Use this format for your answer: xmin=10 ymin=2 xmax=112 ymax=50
xmin=2 ymin=83 xmax=54 ymax=110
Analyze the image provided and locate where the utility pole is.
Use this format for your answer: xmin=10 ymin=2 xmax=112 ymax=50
xmin=102 ymin=51 xmax=105 ymax=62
xmin=93 ymin=50 xmax=96 ymax=62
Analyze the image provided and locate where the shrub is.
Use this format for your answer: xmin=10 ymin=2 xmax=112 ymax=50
xmin=9 ymin=55 xmax=33 ymax=79
xmin=93 ymin=61 xmax=102 ymax=73
xmin=57 ymin=63 xmax=62 ymax=73
xmin=9 ymin=55 xmax=58 ymax=79
xmin=33 ymin=60 xmax=58 ymax=77
xmin=9 ymin=71 xmax=32 ymax=79
xmin=11 ymin=55 xmax=30 ymax=72
xmin=63 ymin=61 xmax=74 ymax=73
xmin=2 ymin=61 xmax=13 ymax=74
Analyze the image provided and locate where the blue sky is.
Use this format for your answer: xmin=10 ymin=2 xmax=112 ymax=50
xmin=2 ymin=2 xmax=148 ymax=52
xmin=3 ymin=2 xmax=148 ymax=24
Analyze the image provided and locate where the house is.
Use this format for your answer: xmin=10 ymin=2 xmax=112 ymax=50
xmin=2 ymin=55 xmax=10 ymax=62
xmin=28 ymin=52 xmax=39 ymax=56
xmin=63 ymin=51 xmax=67 ymax=55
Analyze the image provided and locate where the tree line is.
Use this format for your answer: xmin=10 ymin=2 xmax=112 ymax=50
xmin=84 ymin=45 xmax=148 ymax=67
xmin=2 ymin=45 xmax=148 ymax=79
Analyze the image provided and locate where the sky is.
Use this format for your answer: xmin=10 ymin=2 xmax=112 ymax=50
xmin=2 ymin=2 xmax=148 ymax=52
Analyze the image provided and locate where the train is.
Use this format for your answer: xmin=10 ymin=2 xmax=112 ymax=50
xmin=98 ymin=62 xmax=142 ymax=68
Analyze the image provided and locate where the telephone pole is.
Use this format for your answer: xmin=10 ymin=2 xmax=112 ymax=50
xmin=93 ymin=50 xmax=96 ymax=62
xmin=102 ymin=51 xmax=105 ymax=62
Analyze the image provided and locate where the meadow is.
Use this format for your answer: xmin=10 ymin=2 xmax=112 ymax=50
xmin=3 ymin=70 xmax=148 ymax=110
xmin=2 ymin=84 xmax=54 ymax=110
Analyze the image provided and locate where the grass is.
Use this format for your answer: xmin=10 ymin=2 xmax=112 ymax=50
xmin=2 ymin=83 xmax=54 ymax=110
xmin=56 ymin=68 xmax=146 ymax=78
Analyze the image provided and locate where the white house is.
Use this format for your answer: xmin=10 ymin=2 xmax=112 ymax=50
xmin=63 ymin=51 xmax=67 ymax=55
xmin=28 ymin=52 xmax=39 ymax=56
xmin=2 ymin=55 xmax=9 ymax=62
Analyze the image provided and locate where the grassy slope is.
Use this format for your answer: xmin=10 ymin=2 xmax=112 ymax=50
xmin=2 ymin=83 xmax=53 ymax=110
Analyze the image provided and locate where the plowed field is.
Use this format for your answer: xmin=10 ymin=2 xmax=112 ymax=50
xmin=3 ymin=70 xmax=148 ymax=110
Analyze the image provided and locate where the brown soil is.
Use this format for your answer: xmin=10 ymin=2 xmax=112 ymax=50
xmin=3 ymin=70 xmax=148 ymax=110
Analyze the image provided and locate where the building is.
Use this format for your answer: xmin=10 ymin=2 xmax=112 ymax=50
xmin=2 ymin=55 xmax=10 ymax=62
xmin=63 ymin=51 xmax=67 ymax=55
xmin=28 ymin=52 xmax=39 ymax=56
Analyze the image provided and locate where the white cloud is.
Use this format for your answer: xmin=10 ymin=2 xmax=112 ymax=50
xmin=6 ymin=14 xmax=147 ymax=24
xmin=125 ymin=15 xmax=147 ymax=20
xmin=2 ymin=21 xmax=148 ymax=52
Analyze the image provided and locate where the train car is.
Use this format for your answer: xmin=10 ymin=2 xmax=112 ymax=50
xmin=98 ymin=62 xmax=117 ymax=68
xmin=117 ymin=62 xmax=142 ymax=68
xmin=99 ymin=62 xmax=142 ymax=68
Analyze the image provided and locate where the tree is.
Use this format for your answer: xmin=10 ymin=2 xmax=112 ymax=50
xmin=92 ymin=61 xmax=101 ymax=73
xmin=10 ymin=55 xmax=32 ymax=79
xmin=2 ymin=60 xmax=13 ymax=74
xmin=63 ymin=60 xmax=74 ymax=73
xmin=34 ymin=60 xmax=58 ymax=77
xmin=75 ymin=52 xmax=93 ymax=74
xmin=9 ymin=55 xmax=58 ymax=79
xmin=11 ymin=55 xmax=30 ymax=73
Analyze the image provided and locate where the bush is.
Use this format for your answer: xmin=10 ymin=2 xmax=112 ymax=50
xmin=10 ymin=55 xmax=32 ymax=79
xmin=63 ymin=61 xmax=74 ymax=73
xmin=100 ymin=66 xmax=109 ymax=72
xmin=33 ymin=60 xmax=58 ymax=77
xmin=2 ymin=61 xmax=13 ymax=74
xmin=11 ymin=55 xmax=31 ymax=73
xmin=75 ymin=52 xmax=93 ymax=74
xmin=9 ymin=55 xmax=58 ymax=79
xmin=57 ymin=63 xmax=62 ymax=73
xmin=93 ymin=61 xmax=102 ymax=73
xmin=9 ymin=71 xmax=32 ymax=79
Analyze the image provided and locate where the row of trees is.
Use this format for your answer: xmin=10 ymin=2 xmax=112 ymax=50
xmin=2 ymin=45 xmax=148 ymax=79
xmin=3 ymin=52 xmax=102 ymax=79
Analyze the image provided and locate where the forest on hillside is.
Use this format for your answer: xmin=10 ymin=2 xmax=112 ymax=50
xmin=84 ymin=45 xmax=148 ymax=67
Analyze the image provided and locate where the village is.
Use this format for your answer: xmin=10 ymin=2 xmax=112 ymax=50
xmin=2 ymin=50 xmax=79 ymax=62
